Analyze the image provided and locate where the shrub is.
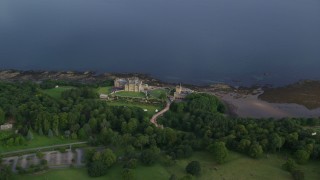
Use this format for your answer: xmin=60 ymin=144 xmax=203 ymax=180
xmin=282 ymin=158 xmax=297 ymax=172
xmin=87 ymin=161 xmax=108 ymax=177
xmin=294 ymin=150 xmax=310 ymax=164
xmin=185 ymin=161 xmax=201 ymax=176
xmin=121 ymin=168 xmax=134 ymax=180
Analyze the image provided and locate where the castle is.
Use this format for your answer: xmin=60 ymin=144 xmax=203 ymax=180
xmin=174 ymin=84 xmax=194 ymax=99
xmin=114 ymin=77 xmax=146 ymax=92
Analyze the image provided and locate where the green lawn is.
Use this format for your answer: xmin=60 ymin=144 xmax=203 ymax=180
xmin=0 ymin=133 xmax=80 ymax=153
xmin=41 ymin=86 xmax=74 ymax=99
xmin=97 ymin=86 xmax=113 ymax=94
xmin=13 ymin=163 xmax=171 ymax=180
xmin=12 ymin=151 xmax=320 ymax=180
xmin=114 ymin=91 xmax=146 ymax=98
xmin=106 ymin=101 xmax=162 ymax=116
xmin=149 ymin=89 xmax=167 ymax=99
xmin=165 ymin=151 xmax=320 ymax=180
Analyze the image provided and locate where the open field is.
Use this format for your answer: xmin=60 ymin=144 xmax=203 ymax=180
xmin=149 ymin=89 xmax=167 ymax=99
xmin=106 ymin=101 xmax=162 ymax=116
xmin=114 ymin=91 xmax=146 ymax=98
xmin=13 ymin=163 xmax=171 ymax=180
xmin=12 ymin=151 xmax=320 ymax=180
xmin=0 ymin=133 xmax=80 ymax=153
xmin=97 ymin=86 xmax=113 ymax=94
xmin=40 ymin=86 xmax=74 ymax=99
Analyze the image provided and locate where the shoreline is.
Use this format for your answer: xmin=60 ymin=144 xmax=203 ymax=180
xmin=1 ymin=69 xmax=320 ymax=118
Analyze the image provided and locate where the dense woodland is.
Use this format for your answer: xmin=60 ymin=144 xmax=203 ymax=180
xmin=0 ymin=81 xmax=320 ymax=180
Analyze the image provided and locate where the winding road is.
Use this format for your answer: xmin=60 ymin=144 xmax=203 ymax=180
xmin=150 ymin=100 xmax=171 ymax=127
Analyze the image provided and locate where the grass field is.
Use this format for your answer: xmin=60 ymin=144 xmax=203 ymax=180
xmin=149 ymin=89 xmax=167 ymax=99
xmin=0 ymin=133 xmax=80 ymax=153
xmin=106 ymin=101 xmax=162 ymax=116
xmin=12 ymin=151 xmax=320 ymax=180
xmin=13 ymin=163 xmax=171 ymax=180
xmin=114 ymin=91 xmax=146 ymax=98
xmin=41 ymin=86 xmax=74 ymax=99
xmin=97 ymin=86 xmax=113 ymax=94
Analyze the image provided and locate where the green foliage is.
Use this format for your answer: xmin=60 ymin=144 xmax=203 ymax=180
xmin=26 ymin=130 xmax=34 ymax=141
xmin=38 ymin=128 xmax=43 ymax=136
xmin=36 ymin=152 xmax=45 ymax=159
xmin=123 ymin=158 xmax=138 ymax=169
xmin=185 ymin=161 xmax=201 ymax=176
xmin=185 ymin=93 xmax=225 ymax=113
xmin=208 ymin=141 xmax=228 ymax=164
xmin=87 ymin=161 xmax=108 ymax=177
xmin=140 ymin=149 xmax=158 ymax=166
xmin=159 ymin=92 xmax=167 ymax=101
xmin=162 ymin=155 xmax=176 ymax=166
xmin=48 ymin=129 xmax=54 ymax=138
xmin=101 ymin=149 xmax=117 ymax=167
xmin=269 ymin=133 xmax=284 ymax=152
xmin=121 ymin=168 xmax=134 ymax=180
xmin=248 ymin=144 xmax=263 ymax=159
xmin=294 ymin=150 xmax=310 ymax=164
xmin=282 ymin=158 xmax=297 ymax=172
xmin=0 ymin=108 xmax=5 ymax=125
xmin=62 ymin=87 xmax=98 ymax=100
xmin=0 ymin=165 xmax=12 ymax=180
xmin=40 ymin=80 xmax=57 ymax=89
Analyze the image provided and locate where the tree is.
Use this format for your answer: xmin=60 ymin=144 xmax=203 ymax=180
xmin=36 ymin=152 xmax=45 ymax=159
xmin=121 ymin=168 xmax=134 ymax=180
xmin=140 ymin=149 xmax=157 ymax=165
xmin=208 ymin=141 xmax=228 ymax=164
xmin=249 ymin=144 xmax=263 ymax=158
xmin=26 ymin=130 xmax=34 ymax=141
xmin=134 ymin=135 xmax=149 ymax=150
xmin=87 ymin=161 xmax=108 ymax=177
xmin=123 ymin=158 xmax=138 ymax=169
xmin=101 ymin=149 xmax=117 ymax=167
xmin=270 ymin=133 xmax=284 ymax=152
xmin=38 ymin=128 xmax=44 ymax=136
xmin=237 ymin=139 xmax=251 ymax=152
xmin=185 ymin=161 xmax=201 ymax=176
xmin=78 ymin=128 xmax=87 ymax=139
xmin=48 ymin=129 xmax=54 ymax=138
xmin=0 ymin=108 xmax=5 ymax=125
xmin=294 ymin=150 xmax=310 ymax=164
xmin=282 ymin=158 xmax=297 ymax=172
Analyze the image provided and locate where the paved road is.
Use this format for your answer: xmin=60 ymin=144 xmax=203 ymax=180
xmin=1 ymin=141 xmax=87 ymax=156
xmin=150 ymin=101 xmax=171 ymax=127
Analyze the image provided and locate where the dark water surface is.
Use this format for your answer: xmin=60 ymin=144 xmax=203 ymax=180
xmin=1 ymin=0 xmax=320 ymax=86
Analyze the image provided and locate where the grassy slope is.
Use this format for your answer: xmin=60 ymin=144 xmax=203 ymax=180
xmin=40 ymin=86 xmax=74 ymax=99
xmin=106 ymin=101 xmax=162 ymax=116
xmin=13 ymin=151 xmax=320 ymax=180
xmin=0 ymin=133 xmax=80 ymax=153
xmin=97 ymin=86 xmax=113 ymax=94
xmin=149 ymin=89 xmax=167 ymax=99
xmin=114 ymin=91 xmax=146 ymax=98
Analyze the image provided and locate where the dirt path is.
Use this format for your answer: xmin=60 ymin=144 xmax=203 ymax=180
xmin=150 ymin=101 xmax=171 ymax=127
